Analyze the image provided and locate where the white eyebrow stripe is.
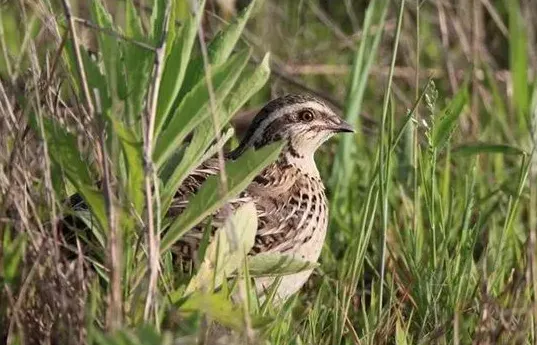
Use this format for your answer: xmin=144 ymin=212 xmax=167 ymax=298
xmin=246 ymin=101 xmax=333 ymax=146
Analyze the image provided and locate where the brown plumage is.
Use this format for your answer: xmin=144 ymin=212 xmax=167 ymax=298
xmin=169 ymin=94 xmax=354 ymax=299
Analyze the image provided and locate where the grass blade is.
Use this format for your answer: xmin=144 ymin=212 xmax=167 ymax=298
xmin=508 ymin=0 xmax=529 ymax=127
xmin=246 ymin=253 xmax=318 ymax=278
xmin=432 ymin=85 xmax=469 ymax=150
xmin=155 ymin=0 xmax=206 ymax=136
xmin=90 ymin=0 xmax=118 ymax=100
xmin=330 ymin=0 xmax=389 ymax=187
xmin=452 ymin=142 xmax=526 ymax=156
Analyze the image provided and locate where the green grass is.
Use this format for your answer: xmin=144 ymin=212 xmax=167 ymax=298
xmin=1 ymin=0 xmax=536 ymax=344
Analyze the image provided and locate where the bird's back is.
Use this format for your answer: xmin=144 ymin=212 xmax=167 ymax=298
xmin=171 ymin=155 xmax=329 ymax=299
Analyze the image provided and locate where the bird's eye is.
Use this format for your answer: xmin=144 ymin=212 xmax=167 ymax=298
xmin=299 ymin=110 xmax=314 ymax=122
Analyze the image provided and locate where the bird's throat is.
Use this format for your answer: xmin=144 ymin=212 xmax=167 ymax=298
xmin=282 ymin=151 xmax=320 ymax=177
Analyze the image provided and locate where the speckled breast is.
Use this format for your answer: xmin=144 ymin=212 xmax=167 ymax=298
xmin=252 ymin=173 xmax=329 ymax=300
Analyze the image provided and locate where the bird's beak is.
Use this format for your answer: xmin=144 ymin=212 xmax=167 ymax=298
xmin=333 ymin=119 xmax=355 ymax=133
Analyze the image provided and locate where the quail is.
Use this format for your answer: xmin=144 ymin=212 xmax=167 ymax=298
xmin=171 ymin=94 xmax=354 ymax=300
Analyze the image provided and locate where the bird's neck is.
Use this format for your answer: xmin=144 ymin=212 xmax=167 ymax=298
xmin=230 ymin=138 xmax=321 ymax=177
xmin=281 ymin=142 xmax=320 ymax=178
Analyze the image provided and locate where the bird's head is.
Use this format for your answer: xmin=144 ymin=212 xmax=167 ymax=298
xmin=230 ymin=94 xmax=354 ymax=165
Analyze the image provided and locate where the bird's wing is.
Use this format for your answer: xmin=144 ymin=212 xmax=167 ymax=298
xmin=249 ymin=170 xmax=327 ymax=254
xmin=168 ymin=160 xmax=300 ymax=262
xmin=245 ymin=163 xmax=309 ymax=254
xmin=168 ymin=158 xmax=255 ymax=264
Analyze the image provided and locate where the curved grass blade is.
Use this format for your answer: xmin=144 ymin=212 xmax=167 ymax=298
xmin=432 ymin=85 xmax=468 ymax=150
xmin=246 ymin=253 xmax=319 ymax=278
xmin=111 ymin=118 xmax=144 ymax=214
xmin=155 ymin=0 xmax=206 ymax=136
xmin=452 ymin=142 xmax=526 ymax=156
xmin=508 ymin=0 xmax=529 ymax=126
xmin=90 ymin=0 xmax=118 ymax=101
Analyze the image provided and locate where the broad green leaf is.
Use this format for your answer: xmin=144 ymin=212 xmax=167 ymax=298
xmin=80 ymin=47 xmax=111 ymax=113
xmin=185 ymin=202 xmax=257 ymax=294
xmin=70 ymin=185 xmax=108 ymax=234
xmin=224 ymin=53 xmax=270 ymax=116
xmin=111 ymin=118 xmax=144 ymax=214
xmin=207 ymin=0 xmax=259 ymax=65
xmin=179 ymin=291 xmax=246 ymax=330
xmin=90 ymin=0 xmax=118 ymax=100
xmin=508 ymin=0 xmax=529 ymax=124
xmin=123 ymin=47 xmax=152 ymax=128
xmin=153 ymin=49 xmax=251 ymax=168
xmin=197 ymin=128 xmax=236 ymax=169
xmin=395 ymin=319 xmax=409 ymax=345
xmin=246 ymin=253 xmax=319 ymax=278
xmin=34 ymin=117 xmax=92 ymax=184
xmin=116 ymin=47 xmax=128 ymax=101
xmin=123 ymin=0 xmax=152 ymax=126
xmin=2 ymin=230 xmax=26 ymax=285
xmin=92 ymin=327 xmax=172 ymax=345
xmin=63 ymin=40 xmax=111 ymax=112
xmin=452 ymin=142 xmax=526 ymax=156
xmin=150 ymin=0 xmax=167 ymax=43
xmin=432 ymin=85 xmax=468 ymax=149
xmin=62 ymin=39 xmax=81 ymax=96
xmin=73 ymin=209 xmax=106 ymax=249
xmin=155 ymin=0 xmax=206 ymax=136
xmin=137 ymin=326 xmax=172 ymax=345
xmin=162 ymin=53 xmax=271 ymax=209
xmin=164 ymin=0 xmax=177 ymax=57
xmin=125 ymin=0 xmax=143 ymax=39
xmin=160 ymin=141 xmax=283 ymax=253
xmin=177 ymin=0 xmax=259 ymax=100
xmin=34 ymin=116 xmax=109 ymax=232
xmin=174 ymin=0 xmax=191 ymax=20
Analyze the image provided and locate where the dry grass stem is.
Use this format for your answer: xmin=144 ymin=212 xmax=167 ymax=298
xmin=142 ymin=0 xmax=171 ymax=323
xmin=72 ymin=16 xmax=156 ymax=52
xmin=60 ymin=0 xmax=95 ymax=117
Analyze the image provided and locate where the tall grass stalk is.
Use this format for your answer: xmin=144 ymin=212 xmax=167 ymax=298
xmin=330 ymin=0 xmax=388 ymax=188
xmin=378 ymin=0 xmax=405 ymax=318
xmin=142 ymin=0 xmax=171 ymax=323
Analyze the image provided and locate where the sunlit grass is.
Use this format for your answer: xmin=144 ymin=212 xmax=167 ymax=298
xmin=0 ymin=0 xmax=536 ymax=344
